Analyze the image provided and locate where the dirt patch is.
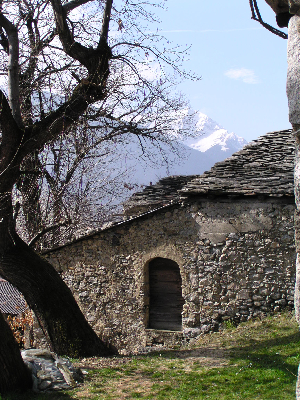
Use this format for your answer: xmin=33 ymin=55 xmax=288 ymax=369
xmin=172 ymin=347 xmax=229 ymax=368
xmin=74 ymin=356 xmax=133 ymax=371
xmin=74 ymin=346 xmax=229 ymax=372
xmin=74 ymin=373 xmax=156 ymax=399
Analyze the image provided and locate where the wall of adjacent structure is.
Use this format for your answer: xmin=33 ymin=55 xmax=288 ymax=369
xmin=44 ymin=196 xmax=296 ymax=354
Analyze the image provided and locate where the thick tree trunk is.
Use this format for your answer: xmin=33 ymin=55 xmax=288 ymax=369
xmin=0 ymin=192 xmax=113 ymax=358
xmin=1 ymin=238 xmax=113 ymax=357
xmin=17 ymin=151 xmax=43 ymax=241
xmin=0 ymin=312 xmax=32 ymax=394
xmin=294 ymin=133 xmax=300 ymax=400
xmin=287 ymin=15 xmax=300 ymax=399
xmin=292 ymin=127 xmax=300 ymax=400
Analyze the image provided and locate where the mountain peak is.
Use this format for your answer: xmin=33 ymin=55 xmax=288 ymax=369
xmin=196 ymin=112 xmax=224 ymax=133
xmin=183 ymin=111 xmax=247 ymax=153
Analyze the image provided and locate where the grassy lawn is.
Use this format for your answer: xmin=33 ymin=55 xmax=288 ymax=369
xmin=2 ymin=311 xmax=300 ymax=399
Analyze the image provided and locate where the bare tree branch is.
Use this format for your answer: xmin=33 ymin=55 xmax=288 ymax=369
xmin=0 ymin=13 xmax=22 ymax=127
xmin=49 ymin=4 xmax=86 ymax=63
xmin=99 ymin=0 xmax=113 ymax=47
xmin=50 ymin=0 xmax=112 ymax=76
xmin=63 ymin=0 xmax=94 ymax=13
xmin=28 ymin=220 xmax=71 ymax=248
xmin=0 ymin=26 xmax=8 ymax=53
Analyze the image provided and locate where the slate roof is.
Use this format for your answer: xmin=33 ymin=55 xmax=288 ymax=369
xmin=123 ymin=175 xmax=197 ymax=215
xmin=0 ymin=278 xmax=27 ymax=315
xmin=180 ymin=129 xmax=295 ymax=197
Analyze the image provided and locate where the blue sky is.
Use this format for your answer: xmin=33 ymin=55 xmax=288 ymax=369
xmin=155 ymin=0 xmax=290 ymax=142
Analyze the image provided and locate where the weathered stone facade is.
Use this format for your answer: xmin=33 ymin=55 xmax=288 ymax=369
xmin=44 ymin=197 xmax=295 ymax=354
xmin=44 ymin=130 xmax=296 ymax=354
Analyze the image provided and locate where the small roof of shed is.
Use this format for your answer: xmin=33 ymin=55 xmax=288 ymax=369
xmin=180 ymin=129 xmax=294 ymax=197
xmin=0 ymin=278 xmax=27 ymax=315
xmin=123 ymin=175 xmax=197 ymax=215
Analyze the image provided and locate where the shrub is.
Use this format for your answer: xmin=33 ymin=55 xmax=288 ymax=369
xmin=6 ymin=310 xmax=34 ymax=348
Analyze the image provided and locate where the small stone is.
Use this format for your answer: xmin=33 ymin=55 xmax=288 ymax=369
xmin=39 ymin=380 xmax=52 ymax=391
xmin=21 ymin=349 xmax=55 ymax=361
xmin=276 ymin=299 xmax=287 ymax=306
xmin=259 ymin=288 xmax=270 ymax=296
xmin=270 ymin=293 xmax=280 ymax=300
xmin=265 ymin=268 xmax=275 ymax=275
xmin=237 ymin=289 xmax=250 ymax=300
xmin=270 ymin=242 xmax=280 ymax=248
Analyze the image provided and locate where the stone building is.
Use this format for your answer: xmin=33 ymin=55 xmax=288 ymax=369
xmin=44 ymin=129 xmax=296 ymax=354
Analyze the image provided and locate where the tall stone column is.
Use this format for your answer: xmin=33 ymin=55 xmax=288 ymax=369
xmin=287 ymin=14 xmax=300 ymax=400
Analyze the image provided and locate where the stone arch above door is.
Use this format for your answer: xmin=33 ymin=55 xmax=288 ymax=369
xmin=146 ymin=257 xmax=184 ymax=331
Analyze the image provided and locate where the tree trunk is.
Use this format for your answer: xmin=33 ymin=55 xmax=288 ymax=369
xmin=0 ymin=312 xmax=32 ymax=394
xmin=0 ymin=192 xmax=113 ymax=358
xmin=294 ymin=133 xmax=300 ymax=399
xmin=17 ymin=151 xmax=43 ymax=241
xmin=287 ymin=15 xmax=300 ymax=399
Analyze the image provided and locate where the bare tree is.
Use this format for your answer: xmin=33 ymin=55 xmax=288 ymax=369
xmin=18 ymin=120 xmax=193 ymax=250
xmin=17 ymin=129 xmax=140 ymax=250
xmin=0 ymin=0 xmax=197 ymax=392
xmin=11 ymin=0 xmax=196 ymax=250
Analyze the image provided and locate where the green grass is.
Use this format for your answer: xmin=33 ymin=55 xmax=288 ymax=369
xmin=2 ymin=311 xmax=300 ymax=399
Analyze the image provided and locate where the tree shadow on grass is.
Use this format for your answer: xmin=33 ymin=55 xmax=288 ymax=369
xmin=228 ymin=332 xmax=300 ymax=382
xmin=1 ymin=389 xmax=75 ymax=400
xmin=146 ymin=331 xmax=300 ymax=382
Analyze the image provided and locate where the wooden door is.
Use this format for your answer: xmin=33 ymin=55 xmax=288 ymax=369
xmin=149 ymin=258 xmax=184 ymax=331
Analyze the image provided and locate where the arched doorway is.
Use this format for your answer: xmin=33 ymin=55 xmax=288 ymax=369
xmin=148 ymin=257 xmax=184 ymax=331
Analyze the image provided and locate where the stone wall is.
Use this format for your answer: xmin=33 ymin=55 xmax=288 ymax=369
xmin=44 ymin=196 xmax=296 ymax=354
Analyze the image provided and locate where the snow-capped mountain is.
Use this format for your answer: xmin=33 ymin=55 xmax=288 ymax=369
xmin=183 ymin=112 xmax=247 ymax=154
xmin=90 ymin=110 xmax=247 ymax=215
xmin=124 ymin=111 xmax=247 ymax=187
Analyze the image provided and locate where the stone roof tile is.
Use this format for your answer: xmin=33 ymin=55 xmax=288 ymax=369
xmin=0 ymin=280 xmax=27 ymax=315
xmin=180 ymin=129 xmax=294 ymax=197
xmin=123 ymin=175 xmax=197 ymax=215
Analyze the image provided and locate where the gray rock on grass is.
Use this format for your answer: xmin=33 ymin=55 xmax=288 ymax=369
xmin=21 ymin=349 xmax=83 ymax=392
